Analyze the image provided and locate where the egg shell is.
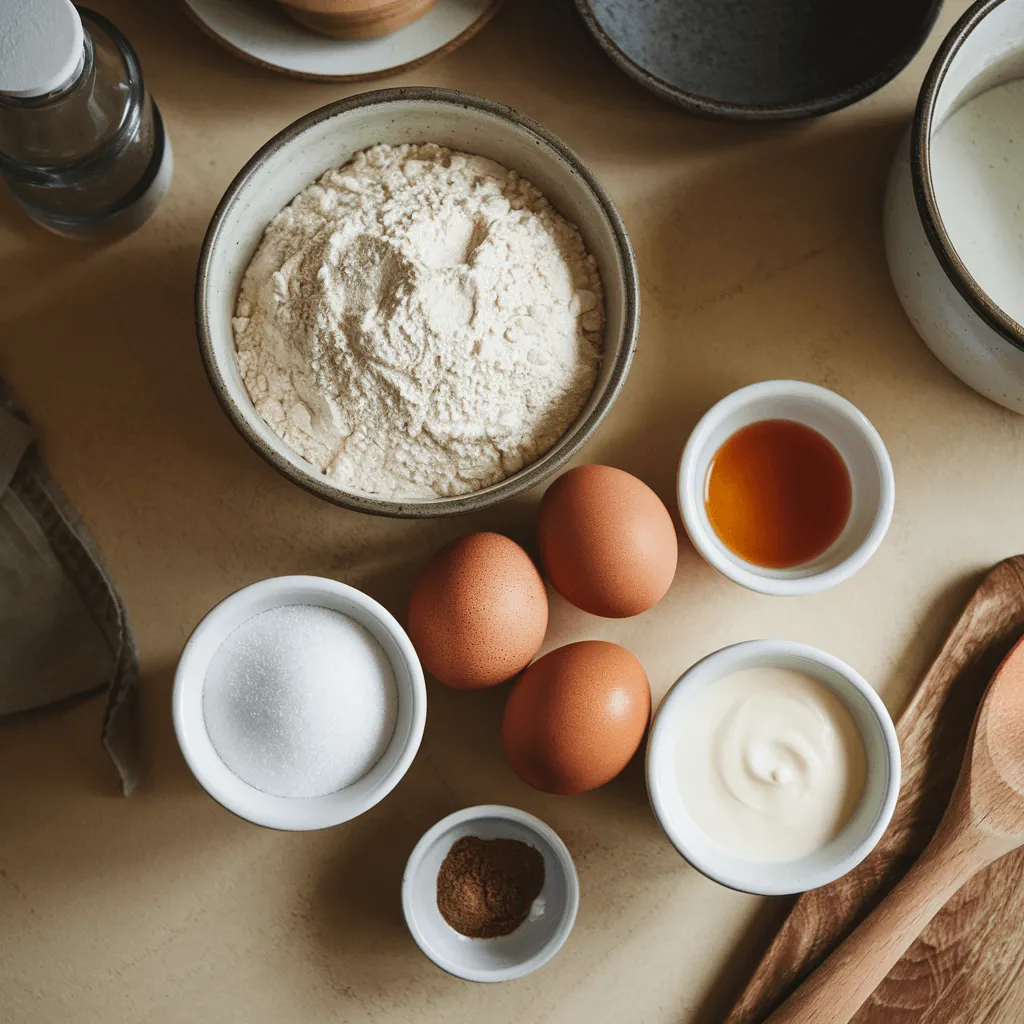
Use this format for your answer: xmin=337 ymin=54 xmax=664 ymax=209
xmin=407 ymin=532 xmax=548 ymax=690
xmin=502 ymin=640 xmax=651 ymax=794
xmin=538 ymin=464 xmax=678 ymax=618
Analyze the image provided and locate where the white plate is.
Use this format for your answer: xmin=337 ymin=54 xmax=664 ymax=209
xmin=180 ymin=0 xmax=501 ymax=81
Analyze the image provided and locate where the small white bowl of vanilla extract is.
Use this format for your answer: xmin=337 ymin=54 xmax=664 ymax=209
xmin=678 ymin=380 xmax=894 ymax=596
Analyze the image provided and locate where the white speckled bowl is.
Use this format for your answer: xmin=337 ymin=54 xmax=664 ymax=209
xmin=196 ymin=87 xmax=639 ymax=518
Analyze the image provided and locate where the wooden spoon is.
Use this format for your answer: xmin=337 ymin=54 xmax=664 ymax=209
xmin=765 ymin=633 xmax=1024 ymax=1024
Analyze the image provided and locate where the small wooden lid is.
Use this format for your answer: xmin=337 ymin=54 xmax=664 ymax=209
xmin=279 ymin=0 xmax=438 ymax=39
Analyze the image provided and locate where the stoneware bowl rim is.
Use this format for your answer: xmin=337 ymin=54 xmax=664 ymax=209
xmin=195 ymin=86 xmax=639 ymax=518
xmin=677 ymin=379 xmax=895 ymax=596
xmin=646 ymin=639 xmax=902 ymax=895
xmin=172 ymin=574 xmax=427 ymax=830
xmin=401 ymin=804 xmax=580 ymax=982
xmin=573 ymin=0 xmax=944 ymax=121
xmin=911 ymin=0 xmax=1024 ymax=352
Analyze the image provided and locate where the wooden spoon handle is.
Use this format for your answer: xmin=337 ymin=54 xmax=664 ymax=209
xmin=764 ymin=837 xmax=981 ymax=1024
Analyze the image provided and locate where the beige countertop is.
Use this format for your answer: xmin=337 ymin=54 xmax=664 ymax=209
xmin=0 ymin=1 xmax=1014 ymax=1021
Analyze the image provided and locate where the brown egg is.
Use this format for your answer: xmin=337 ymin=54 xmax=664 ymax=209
xmin=537 ymin=465 xmax=678 ymax=618
xmin=407 ymin=532 xmax=548 ymax=690
xmin=502 ymin=640 xmax=651 ymax=794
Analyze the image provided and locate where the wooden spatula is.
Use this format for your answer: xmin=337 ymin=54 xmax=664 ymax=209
xmin=765 ymin=634 xmax=1024 ymax=1024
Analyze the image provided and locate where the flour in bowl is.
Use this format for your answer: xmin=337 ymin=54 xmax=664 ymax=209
xmin=232 ymin=143 xmax=605 ymax=499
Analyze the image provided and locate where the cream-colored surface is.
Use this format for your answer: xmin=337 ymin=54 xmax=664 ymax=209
xmin=0 ymin=1 xmax=1007 ymax=1021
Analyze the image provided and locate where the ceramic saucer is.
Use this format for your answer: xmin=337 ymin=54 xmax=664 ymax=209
xmin=180 ymin=0 xmax=501 ymax=81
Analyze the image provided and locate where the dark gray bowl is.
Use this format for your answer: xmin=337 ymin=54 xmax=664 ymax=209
xmin=196 ymin=88 xmax=639 ymax=518
xmin=576 ymin=0 xmax=944 ymax=121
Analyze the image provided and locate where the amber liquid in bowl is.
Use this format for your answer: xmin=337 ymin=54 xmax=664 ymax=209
xmin=704 ymin=419 xmax=852 ymax=569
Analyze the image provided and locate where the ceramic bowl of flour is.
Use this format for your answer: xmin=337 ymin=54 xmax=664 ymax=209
xmin=196 ymin=87 xmax=639 ymax=517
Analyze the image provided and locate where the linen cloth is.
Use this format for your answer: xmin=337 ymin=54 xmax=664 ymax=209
xmin=0 ymin=380 xmax=137 ymax=794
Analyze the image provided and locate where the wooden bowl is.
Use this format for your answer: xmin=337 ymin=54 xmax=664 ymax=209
xmin=279 ymin=0 xmax=438 ymax=39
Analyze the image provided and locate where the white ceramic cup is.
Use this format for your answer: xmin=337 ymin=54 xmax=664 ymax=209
xmin=678 ymin=380 xmax=895 ymax=596
xmin=647 ymin=640 xmax=901 ymax=896
xmin=402 ymin=805 xmax=579 ymax=983
xmin=173 ymin=575 xmax=426 ymax=830
xmin=885 ymin=0 xmax=1024 ymax=413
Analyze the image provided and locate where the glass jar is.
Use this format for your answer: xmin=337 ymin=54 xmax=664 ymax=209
xmin=0 ymin=6 xmax=171 ymax=240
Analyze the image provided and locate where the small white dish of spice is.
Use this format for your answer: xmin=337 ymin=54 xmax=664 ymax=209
xmin=402 ymin=805 xmax=579 ymax=982
xmin=173 ymin=575 xmax=426 ymax=830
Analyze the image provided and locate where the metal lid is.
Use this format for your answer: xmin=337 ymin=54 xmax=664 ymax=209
xmin=0 ymin=0 xmax=84 ymax=99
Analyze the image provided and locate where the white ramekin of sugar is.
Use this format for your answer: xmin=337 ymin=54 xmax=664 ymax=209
xmin=173 ymin=575 xmax=426 ymax=830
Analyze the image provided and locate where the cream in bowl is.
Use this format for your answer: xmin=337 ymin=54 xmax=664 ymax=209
xmin=173 ymin=575 xmax=426 ymax=830
xmin=647 ymin=640 xmax=900 ymax=895
xmin=675 ymin=665 xmax=867 ymax=862
xmin=197 ymin=88 xmax=639 ymax=518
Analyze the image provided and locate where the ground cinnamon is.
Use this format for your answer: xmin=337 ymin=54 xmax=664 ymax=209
xmin=436 ymin=835 xmax=546 ymax=938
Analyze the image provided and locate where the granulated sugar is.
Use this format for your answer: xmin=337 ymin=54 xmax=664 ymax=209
xmin=202 ymin=604 xmax=398 ymax=798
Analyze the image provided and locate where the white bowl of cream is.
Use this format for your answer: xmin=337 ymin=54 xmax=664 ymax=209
xmin=646 ymin=640 xmax=900 ymax=895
